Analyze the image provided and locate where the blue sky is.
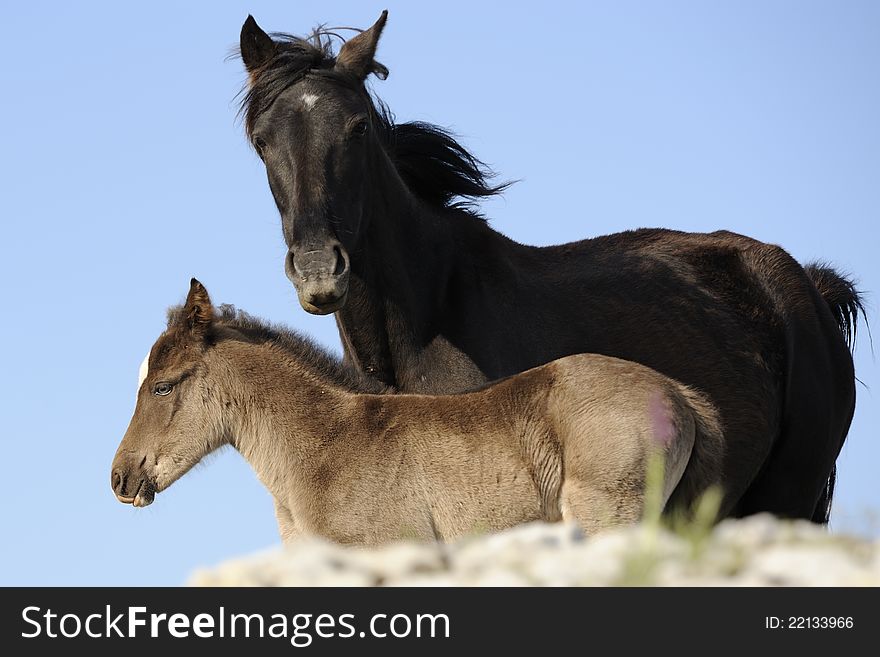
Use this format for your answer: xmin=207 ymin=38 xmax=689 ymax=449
xmin=1 ymin=1 xmax=877 ymax=585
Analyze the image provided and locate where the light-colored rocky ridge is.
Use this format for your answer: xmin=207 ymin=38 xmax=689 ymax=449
xmin=189 ymin=514 xmax=880 ymax=586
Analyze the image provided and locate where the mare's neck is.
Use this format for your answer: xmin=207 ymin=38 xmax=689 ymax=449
xmin=335 ymin=147 xmax=483 ymax=387
xmin=358 ymin=149 xmax=456 ymax=323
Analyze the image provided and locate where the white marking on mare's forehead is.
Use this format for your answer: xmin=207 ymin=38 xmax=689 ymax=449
xmin=137 ymin=351 xmax=150 ymax=395
xmin=301 ymin=93 xmax=320 ymax=111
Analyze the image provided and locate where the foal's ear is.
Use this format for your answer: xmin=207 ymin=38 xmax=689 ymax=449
xmin=183 ymin=278 xmax=214 ymax=338
xmin=335 ymin=10 xmax=389 ymax=81
xmin=240 ymin=15 xmax=276 ymax=73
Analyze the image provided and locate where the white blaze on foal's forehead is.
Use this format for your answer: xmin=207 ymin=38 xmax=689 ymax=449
xmin=136 ymin=351 xmax=150 ymax=394
xmin=301 ymin=93 xmax=320 ymax=111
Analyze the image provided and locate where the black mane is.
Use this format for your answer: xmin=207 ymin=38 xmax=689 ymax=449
xmin=237 ymin=29 xmax=508 ymax=220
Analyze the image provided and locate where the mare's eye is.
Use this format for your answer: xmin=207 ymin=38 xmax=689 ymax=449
xmin=350 ymin=120 xmax=368 ymax=138
xmin=154 ymin=382 xmax=174 ymax=396
xmin=253 ymin=136 xmax=267 ymax=156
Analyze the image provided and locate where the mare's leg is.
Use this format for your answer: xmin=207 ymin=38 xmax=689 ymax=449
xmin=736 ymin=316 xmax=855 ymax=522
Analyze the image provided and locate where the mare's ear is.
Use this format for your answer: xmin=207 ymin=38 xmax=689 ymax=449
xmin=183 ymin=278 xmax=214 ymax=338
xmin=335 ymin=10 xmax=389 ymax=81
xmin=240 ymin=15 xmax=276 ymax=73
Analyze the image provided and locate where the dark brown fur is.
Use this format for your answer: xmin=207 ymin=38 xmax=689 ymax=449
xmin=111 ymin=280 xmax=724 ymax=544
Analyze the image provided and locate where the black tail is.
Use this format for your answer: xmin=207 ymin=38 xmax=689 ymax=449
xmin=803 ymin=262 xmax=865 ymax=524
xmin=804 ymin=262 xmax=865 ymax=351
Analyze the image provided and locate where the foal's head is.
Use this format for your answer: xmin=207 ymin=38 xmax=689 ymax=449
xmin=239 ymin=12 xmax=390 ymax=314
xmin=111 ymin=279 xmax=220 ymax=507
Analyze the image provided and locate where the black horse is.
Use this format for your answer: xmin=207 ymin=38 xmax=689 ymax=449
xmin=237 ymin=12 xmax=862 ymax=522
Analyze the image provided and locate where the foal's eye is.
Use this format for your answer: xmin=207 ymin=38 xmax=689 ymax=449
xmin=154 ymin=382 xmax=174 ymax=396
xmin=253 ymin=136 xmax=267 ymax=156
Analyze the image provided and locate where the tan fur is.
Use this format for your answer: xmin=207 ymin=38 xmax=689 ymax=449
xmin=112 ymin=281 xmax=724 ymax=545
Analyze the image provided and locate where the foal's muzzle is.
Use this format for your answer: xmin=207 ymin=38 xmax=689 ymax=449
xmin=111 ymin=456 xmax=156 ymax=508
xmin=286 ymin=243 xmax=351 ymax=315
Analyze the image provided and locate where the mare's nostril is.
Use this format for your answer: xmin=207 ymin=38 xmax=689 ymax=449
xmin=288 ymin=250 xmax=300 ymax=278
xmin=112 ymin=471 xmax=121 ymax=493
xmin=139 ymin=454 xmax=147 ymax=469
xmin=332 ymin=246 xmax=348 ymax=276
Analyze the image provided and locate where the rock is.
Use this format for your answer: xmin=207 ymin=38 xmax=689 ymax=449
xmin=188 ymin=515 xmax=880 ymax=586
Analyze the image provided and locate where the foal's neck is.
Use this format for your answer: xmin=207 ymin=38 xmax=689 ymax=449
xmin=213 ymin=340 xmax=353 ymax=504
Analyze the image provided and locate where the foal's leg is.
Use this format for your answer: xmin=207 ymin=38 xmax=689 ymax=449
xmin=560 ymin=421 xmax=695 ymax=533
xmin=273 ymin=499 xmax=301 ymax=544
xmin=559 ymin=479 xmax=643 ymax=534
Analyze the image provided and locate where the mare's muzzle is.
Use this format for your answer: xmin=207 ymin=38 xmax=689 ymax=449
xmin=286 ymin=243 xmax=350 ymax=315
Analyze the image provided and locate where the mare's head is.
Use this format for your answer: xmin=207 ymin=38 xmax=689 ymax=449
xmin=239 ymin=12 xmax=390 ymax=314
xmin=111 ymin=279 xmax=220 ymax=507
xmin=238 ymin=12 xmax=507 ymax=315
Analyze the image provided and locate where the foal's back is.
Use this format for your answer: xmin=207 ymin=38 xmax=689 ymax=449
xmin=310 ymin=379 xmax=548 ymax=543
xmin=311 ymin=353 xmax=721 ymax=543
